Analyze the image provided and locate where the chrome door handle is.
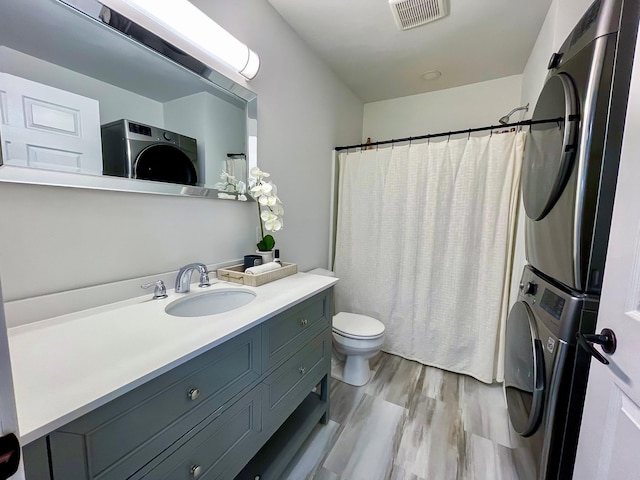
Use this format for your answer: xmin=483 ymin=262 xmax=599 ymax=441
xmin=188 ymin=388 xmax=201 ymax=400
xmin=300 ymin=318 xmax=308 ymax=326
xmin=299 ymin=367 xmax=306 ymax=375
xmin=577 ymin=328 xmax=617 ymax=365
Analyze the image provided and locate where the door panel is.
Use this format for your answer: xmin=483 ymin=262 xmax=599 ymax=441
xmin=0 ymin=72 xmax=102 ymax=175
xmin=573 ymin=26 xmax=640 ymax=479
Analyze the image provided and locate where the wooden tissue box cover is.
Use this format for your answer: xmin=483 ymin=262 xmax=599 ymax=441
xmin=217 ymin=262 xmax=298 ymax=287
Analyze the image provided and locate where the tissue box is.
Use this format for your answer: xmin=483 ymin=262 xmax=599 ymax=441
xmin=217 ymin=262 xmax=297 ymax=287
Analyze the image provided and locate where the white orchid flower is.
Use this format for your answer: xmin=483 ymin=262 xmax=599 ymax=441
xmin=259 ymin=195 xmax=277 ymax=206
xmin=245 ymin=167 xmax=284 ymax=242
xmin=261 ymin=210 xmax=276 ymax=221
xmin=250 ymin=167 xmax=270 ymax=179
xmin=265 ymin=217 xmax=282 ymax=231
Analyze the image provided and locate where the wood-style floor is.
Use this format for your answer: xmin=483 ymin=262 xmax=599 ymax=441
xmin=281 ymin=352 xmax=537 ymax=480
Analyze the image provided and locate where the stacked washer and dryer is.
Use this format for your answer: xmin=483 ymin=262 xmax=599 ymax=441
xmin=504 ymin=0 xmax=639 ymax=478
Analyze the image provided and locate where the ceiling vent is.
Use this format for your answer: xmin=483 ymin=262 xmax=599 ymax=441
xmin=389 ymin=0 xmax=448 ymax=30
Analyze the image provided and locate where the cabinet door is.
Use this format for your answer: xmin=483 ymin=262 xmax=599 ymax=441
xmin=0 ymin=73 xmax=102 ymax=174
xmin=140 ymin=384 xmax=264 ymax=480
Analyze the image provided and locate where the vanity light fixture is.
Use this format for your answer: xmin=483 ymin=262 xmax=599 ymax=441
xmin=99 ymin=0 xmax=260 ymax=79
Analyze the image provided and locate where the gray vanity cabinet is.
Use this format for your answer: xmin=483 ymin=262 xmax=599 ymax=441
xmin=48 ymin=327 xmax=262 ymax=480
xmin=26 ymin=287 xmax=333 ymax=480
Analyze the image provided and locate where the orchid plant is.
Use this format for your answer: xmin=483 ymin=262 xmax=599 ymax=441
xmin=248 ymin=167 xmax=284 ymax=251
xmin=213 ymin=172 xmax=247 ymax=201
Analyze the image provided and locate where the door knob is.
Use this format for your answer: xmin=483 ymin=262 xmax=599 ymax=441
xmin=0 ymin=434 xmax=20 ymax=480
xmin=577 ymin=328 xmax=617 ymax=365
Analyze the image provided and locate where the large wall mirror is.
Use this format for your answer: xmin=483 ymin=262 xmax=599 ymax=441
xmin=0 ymin=0 xmax=257 ymax=200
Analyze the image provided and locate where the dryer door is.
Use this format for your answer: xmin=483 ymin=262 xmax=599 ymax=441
xmin=522 ymin=73 xmax=580 ymax=220
xmin=134 ymin=144 xmax=198 ymax=186
xmin=504 ymin=301 xmax=546 ymax=437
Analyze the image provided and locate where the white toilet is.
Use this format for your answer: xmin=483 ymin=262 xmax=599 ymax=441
xmin=308 ymin=269 xmax=386 ymax=386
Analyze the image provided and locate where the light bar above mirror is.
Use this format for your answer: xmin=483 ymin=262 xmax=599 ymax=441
xmin=97 ymin=0 xmax=260 ymax=80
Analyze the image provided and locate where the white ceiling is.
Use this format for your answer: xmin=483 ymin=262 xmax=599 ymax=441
xmin=267 ymin=0 xmax=552 ymax=103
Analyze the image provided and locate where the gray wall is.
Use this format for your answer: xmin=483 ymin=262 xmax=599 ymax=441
xmin=0 ymin=0 xmax=363 ymax=302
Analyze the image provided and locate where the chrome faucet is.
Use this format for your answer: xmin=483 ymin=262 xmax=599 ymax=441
xmin=140 ymin=280 xmax=168 ymax=299
xmin=175 ymin=263 xmax=211 ymax=293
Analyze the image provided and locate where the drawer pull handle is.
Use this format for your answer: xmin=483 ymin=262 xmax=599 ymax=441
xmin=299 ymin=366 xmax=306 ymax=375
xmin=191 ymin=464 xmax=203 ymax=478
xmin=188 ymin=388 xmax=201 ymax=401
xmin=300 ymin=318 xmax=308 ymax=326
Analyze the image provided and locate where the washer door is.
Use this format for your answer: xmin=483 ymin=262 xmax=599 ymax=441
xmin=522 ymin=73 xmax=579 ymax=221
xmin=504 ymin=301 xmax=546 ymax=437
xmin=134 ymin=144 xmax=198 ymax=186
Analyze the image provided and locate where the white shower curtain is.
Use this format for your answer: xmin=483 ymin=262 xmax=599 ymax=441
xmin=334 ymin=132 xmax=524 ymax=383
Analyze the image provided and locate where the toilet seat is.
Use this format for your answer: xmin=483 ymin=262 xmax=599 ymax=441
xmin=332 ymin=312 xmax=385 ymax=340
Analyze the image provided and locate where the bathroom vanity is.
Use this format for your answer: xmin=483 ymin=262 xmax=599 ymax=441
xmin=9 ymin=274 xmax=336 ymax=479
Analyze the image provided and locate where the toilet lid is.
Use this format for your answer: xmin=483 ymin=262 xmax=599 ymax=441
xmin=333 ymin=312 xmax=385 ymax=338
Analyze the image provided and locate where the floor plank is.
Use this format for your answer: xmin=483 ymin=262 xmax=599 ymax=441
xmin=323 ymin=394 xmax=406 ymax=480
xmin=285 ymin=352 xmax=534 ymax=480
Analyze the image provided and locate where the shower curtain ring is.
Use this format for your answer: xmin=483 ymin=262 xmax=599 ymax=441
xmin=467 ymin=129 xmax=471 ymax=140
xmin=409 ymin=137 xmax=413 ymax=146
xmin=490 ymin=128 xmax=493 ymax=138
xmin=447 ymin=132 xmax=451 ymax=142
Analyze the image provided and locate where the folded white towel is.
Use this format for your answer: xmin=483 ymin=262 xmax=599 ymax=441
xmin=245 ymin=261 xmax=282 ymax=275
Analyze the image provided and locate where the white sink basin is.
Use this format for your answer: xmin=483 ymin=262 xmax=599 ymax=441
xmin=165 ymin=289 xmax=256 ymax=317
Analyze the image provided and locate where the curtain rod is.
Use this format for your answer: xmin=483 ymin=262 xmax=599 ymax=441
xmin=334 ymin=117 xmax=563 ymax=152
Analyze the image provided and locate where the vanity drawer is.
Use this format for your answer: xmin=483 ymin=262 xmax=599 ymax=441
xmin=140 ymin=384 xmax=264 ymax=480
xmin=262 ymin=329 xmax=331 ymax=435
xmin=50 ymin=327 xmax=261 ymax=480
xmin=262 ymin=289 xmax=332 ymax=372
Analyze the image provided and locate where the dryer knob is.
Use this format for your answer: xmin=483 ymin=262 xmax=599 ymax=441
xmin=548 ymin=52 xmax=563 ymax=69
xmin=163 ymin=132 xmax=172 ymax=141
xmin=524 ymin=281 xmax=538 ymax=296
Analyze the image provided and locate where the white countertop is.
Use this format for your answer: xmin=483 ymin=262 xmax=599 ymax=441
xmin=7 ymin=273 xmax=338 ymax=444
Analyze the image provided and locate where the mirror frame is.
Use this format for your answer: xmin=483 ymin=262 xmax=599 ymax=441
xmin=0 ymin=0 xmax=257 ymax=200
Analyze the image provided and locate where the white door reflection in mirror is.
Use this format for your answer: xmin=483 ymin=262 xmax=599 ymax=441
xmin=0 ymin=73 xmax=102 ymax=174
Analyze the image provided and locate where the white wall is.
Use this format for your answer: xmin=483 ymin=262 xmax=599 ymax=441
xmin=163 ymin=92 xmax=246 ymax=186
xmin=191 ymin=0 xmax=364 ymax=273
xmin=0 ymin=0 xmax=363 ymax=302
xmin=363 ymin=75 xmax=523 ymax=141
